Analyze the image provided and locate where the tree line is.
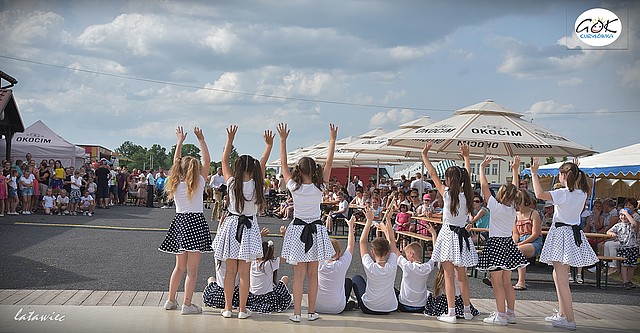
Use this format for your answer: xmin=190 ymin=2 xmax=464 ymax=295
xmin=114 ymin=140 xmax=238 ymax=172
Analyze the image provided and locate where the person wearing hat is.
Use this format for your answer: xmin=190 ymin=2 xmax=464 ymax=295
xmin=415 ymin=193 xmax=433 ymax=218
xmin=604 ymin=208 xmax=638 ymax=286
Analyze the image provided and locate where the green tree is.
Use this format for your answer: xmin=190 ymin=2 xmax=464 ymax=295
xmin=115 ymin=141 xmax=146 ymax=158
xmin=148 ymin=144 xmax=170 ymax=170
xmin=169 ymin=144 xmax=201 ymax=160
xmin=229 ymin=145 xmax=239 ymax=171
xmin=546 ymin=156 xmax=556 ymax=164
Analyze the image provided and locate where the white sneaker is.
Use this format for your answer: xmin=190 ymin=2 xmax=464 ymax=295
xmin=575 ymin=274 xmax=583 ymax=284
xmin=545 ymin=309 xmax=563 ymax=322
xmin=289 ymin=314 xmax=301 ymax=322
xmin=437 ymin=314 xmax=457 ymax=324
xmin=308 ymin=313 xmax=320 ymax=321
xmin=221 ymin=310 xmax=232 ymax=318
xmin=84 ymin=211 xmax=88 ymax=216
xmin=238 ymin=310 xmax=251 ymax=319
xmin=483 ymin=312 xmax=508 ymax=326
xmin=181 ymin=303 xmax=202 ymax=315
xmin=88 ymin=213 xmax=92 ymax=217
xmin=568 ymin=274 xmax=574 ymax=283
xmin=463 ymin=312 xmax=474 ymax=320
xmin=552 ymin=317 xmax=577 ymax=330
xmin=163 ymin=300 xmax=177 ymax=310
xmin=57 ymin=212 xmax=61 ymax=216
xmin=507 ymin=313 xmax=517 ymax=324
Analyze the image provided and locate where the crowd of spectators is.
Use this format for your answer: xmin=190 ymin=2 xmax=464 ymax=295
xmin=0 ymin=153 xmax=170 ymax=216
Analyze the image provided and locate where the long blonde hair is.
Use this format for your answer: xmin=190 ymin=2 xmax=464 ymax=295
xmin=433 ymin=267 xmax=445 ymax=296
xmin=165 ymin=156 xmax=201 ymax=201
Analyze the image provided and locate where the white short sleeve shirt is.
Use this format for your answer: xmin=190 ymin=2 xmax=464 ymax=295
xmin=361 ymin=252 xmax=398 ymax=312
xmin=549 ymin=188 xmax=587 ymax=226
xmin=487 ymin=196 xmax=517 ymax=237
xmin=317 ymin=251 xmax=353 ymax=314
xmin=442 ymin=188 xmax=469 ymax=227
xmin=397 ymin=256 xmax=435 ymax=307
xmin=287 ymin=179 xmax=322 ymax=220
xmin=250 ymin=257 xmax=280 ymax=295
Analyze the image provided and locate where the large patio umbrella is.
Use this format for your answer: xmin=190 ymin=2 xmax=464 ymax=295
xmin=389 ymin=99 xmax=596 ymax=157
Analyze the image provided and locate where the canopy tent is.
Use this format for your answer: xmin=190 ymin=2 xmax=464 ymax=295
xmin=390 ymin=99 xmax=596 ymax=157
xmin=435 ymin=159 xmax=457 ymax=179
xmin=0 ymin=120 xmax=85 ymax=168
xmin=523 ymin=143 xmax=640 ymax=199
xmin=358 ymin=127 xmax=386 ymax=138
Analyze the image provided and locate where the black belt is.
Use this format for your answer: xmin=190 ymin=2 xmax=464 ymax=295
xmin=554 ymin=222 xmax=582 ymax=247
xmin=293 ymin=218 xmax=323 ymax=253
xmin=228 ymin=212 xmax=253 ymax=244
xmin=449 ymin=225 xmax=471 ymax=253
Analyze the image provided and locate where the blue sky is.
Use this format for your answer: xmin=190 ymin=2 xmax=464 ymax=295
xmin=1 ymin=0 xmax=638 ymax=162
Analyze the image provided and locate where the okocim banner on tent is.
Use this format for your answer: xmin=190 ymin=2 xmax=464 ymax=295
xmin=0 ymin=120 xmax=85 ymax=167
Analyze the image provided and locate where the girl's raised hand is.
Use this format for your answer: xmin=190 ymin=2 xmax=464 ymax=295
xmin=279 ymin=225 xmax=287 ymax=236
xmin=363 ymin=206 xmax=374 ymax=222
xmin=329 ymin=123 xmax=338 ymax=141
xmin=480 ymin=156 xmax=493 ymax=168
xmin=263 ymin=130 xmax=275 ymax=145
xmin=193 ymin=127 xmax=205 ymax=141
xmin=531 ymin=158 xmax=540 ymax=173
xmin=460 ymin=143 xmax=470 ymax=157
xmin=226 ymin=125 xmax=238 ymax=142
xmin=422 ymin=142 xmax=433 ymax=156
xmin=260 ymin=227 xmax=270 ymax=237
xmin=510 ymin=155 xmax=521 ymax=169
xmin=276 ymin=123 xmax=289 ymax=140
xmin=176 ymin=126 xmax=187 ymax=142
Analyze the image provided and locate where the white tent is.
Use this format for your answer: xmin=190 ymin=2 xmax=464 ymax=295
xmin=523 ymin=143 xmax=640 ymax=198
xmin=0 ymin=120 xmax=86 ymax=168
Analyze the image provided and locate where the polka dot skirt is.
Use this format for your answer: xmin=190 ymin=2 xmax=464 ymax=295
xmin=424 ymin=294 xmax=480 ymax=318
xmin=202 ymin=282 xmax=240 ymax=308
xmin=477 ymin=236 xmax=529 ymax=271
xmin=540 ymin=226 xmax=598 ymax=267
xmin=247 ymin=281 xmax=292 ymax=313
xmin=281 ymin=220 xmax=335 ymax=264
xmin=618 ymin=247 xmax=638 ymax=267
xmin=158 ymin=213 xmax=213 ymax=254
xmin=213 ymin=214 xmax=263 ymax=261
xmin=431 ymin=224 xmax=478 ymax=267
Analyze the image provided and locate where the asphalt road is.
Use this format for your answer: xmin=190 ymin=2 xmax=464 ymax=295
xmin=1 ymin=205 xmax=638 ymax=306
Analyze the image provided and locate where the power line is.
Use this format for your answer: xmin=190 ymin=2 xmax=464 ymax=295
xmin=2 ymin=54 xmax=639 ymax=115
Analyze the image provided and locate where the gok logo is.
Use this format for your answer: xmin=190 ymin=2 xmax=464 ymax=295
xmin=575 ymin=8 xmax=621 ymax=47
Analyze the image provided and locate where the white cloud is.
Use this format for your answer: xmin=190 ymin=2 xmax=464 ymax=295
xmin=185 ymin=72 xmax=243 ymax=103
xmin=382 ymin=90 xmax=407 ymax=104
xmin=558 ymin=77 xmax=583 ymax=86
xmin=200 ymin=25 xmax=240 ymax=54
xmin=528 ymin=100 xmax=575 ymax=117
xmin=494 ymin=35 xmax=604 ymax=79
xmin=618 ymin=60 xmax=640 ymax=89
xmin=448 ymin=48 xmax=474 ymax=61
xmin=76 ymin=13 xmax=167 ymax=56
xmin=369 ymin=109 xmax=416 ymax=127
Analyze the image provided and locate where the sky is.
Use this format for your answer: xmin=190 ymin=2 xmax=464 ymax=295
xmin=1 ymin=0 xmax=639 ymax=164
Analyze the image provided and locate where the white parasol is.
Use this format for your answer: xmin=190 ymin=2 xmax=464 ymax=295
xmin=389 ymin=99 xmax=596 ymax=157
